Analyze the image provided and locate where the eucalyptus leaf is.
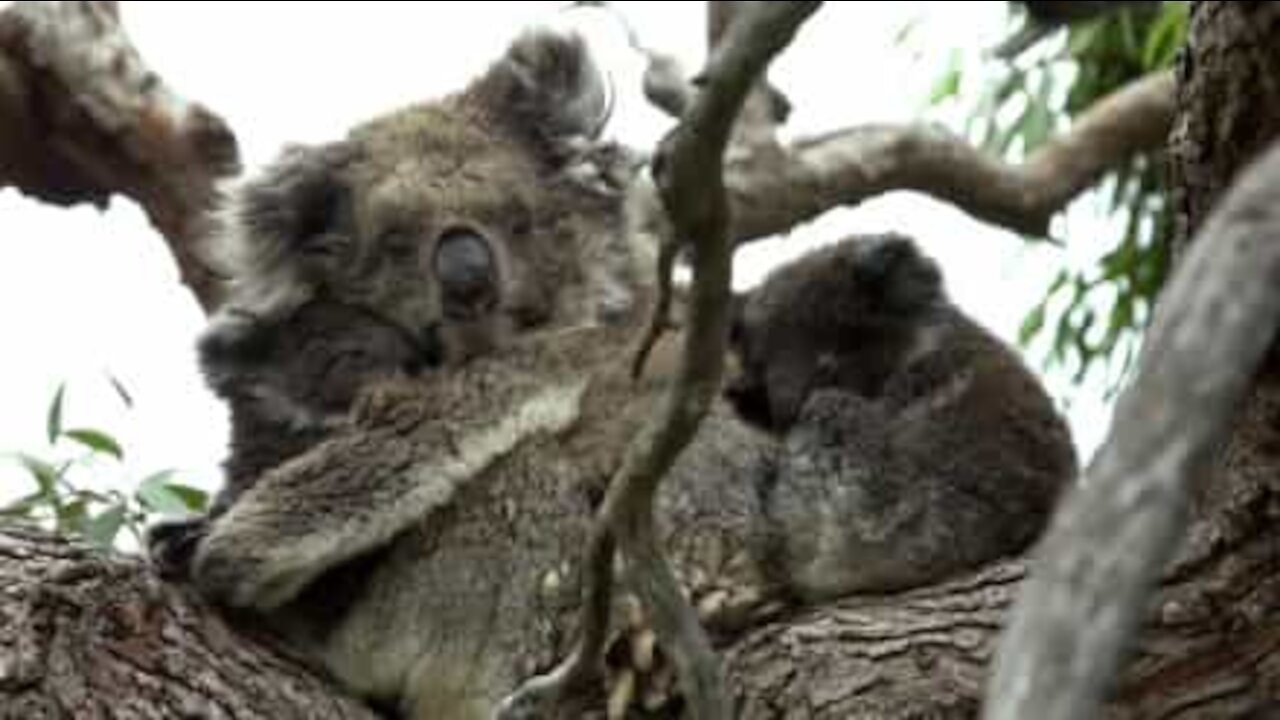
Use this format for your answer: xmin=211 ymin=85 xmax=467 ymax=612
xmin=57 ymin=497 xmax=90 ymax=533
xmin=64 ymin=428 xmax=124 ymax=461
xmin=136 ymin=471 xmax=191 ymax=516
xmin=1019 ymin=304 xmax=1047 ymax=347
xmin=83 ymin=505 xmax=127 ymax=547
xmin=929 ymin=51 xmax=963 ymax=106
xmin=1 ymin=492 xmax=45 ymax=519
xmin=47 ymin=383 xmax=65 ymax=445
xmin=165 ymin=483 xmax=210 ymax=512
xmin=15 ymin=453 xmax=60 ymax=497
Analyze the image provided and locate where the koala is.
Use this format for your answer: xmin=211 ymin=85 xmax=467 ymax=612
xmin=147 ymin=25 xmax=646 ymax=577
xmin=726 ymin=233 xmax=1079 ymax=601
xmin=144 ymin=27 xmax=688 ymax=719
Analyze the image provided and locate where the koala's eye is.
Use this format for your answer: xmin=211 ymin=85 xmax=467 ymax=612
xmin=435 ymin=228 xmax=499 ymax=318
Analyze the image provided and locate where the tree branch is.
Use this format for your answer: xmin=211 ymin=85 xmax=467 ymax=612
xmin=600 ymin=5 xmax=819 ymax=718
xmin=0 ymin=1 xmax=240 ymax=311
xmin=985 ymin=138 xmax=1280 ymax=720
xmin=729 ymin=69 xmax=1175 ymax=241
xmin=499 ymin=4 xmax=821 ymax=718
xmin=0 ymin=526 xmax=378 ymax=719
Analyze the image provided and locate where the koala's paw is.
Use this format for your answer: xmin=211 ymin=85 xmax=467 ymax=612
xmin=145 ymin=516 xmax=208 ymax=582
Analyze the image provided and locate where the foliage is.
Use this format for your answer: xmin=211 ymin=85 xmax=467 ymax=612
xmin=0 ymin=379 xmax=208 ymax=550
xmin=924 ymin=1 xmax=1187 ymax=396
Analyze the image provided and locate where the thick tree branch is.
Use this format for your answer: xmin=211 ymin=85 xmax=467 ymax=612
xmin=0 ymin=1 xmax=239 ymax=311
xmin=985 ymin=138 xmax=1280 ymax=720
xmin=0 ymin=526 xmax=377 ymax=719
xmin=729 ymin=69 xmax=1175 ymax=241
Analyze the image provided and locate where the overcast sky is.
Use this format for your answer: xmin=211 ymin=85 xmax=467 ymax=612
xmin=0 ymin=2 xmax=1119 ymax=501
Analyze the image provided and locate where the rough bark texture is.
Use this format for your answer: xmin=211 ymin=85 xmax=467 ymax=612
xmin=0 ymin=526 xmax=378 ymax=719
xmin=1167 ymin=0 xmax=1280 ymax=664
xmin=986 ymin=136 xmax=1280 ymax=720
xmin=1168 ymin=0 xmax=1280 ymax=556
xmin=0 ymin=1 xmax=239 ymax=311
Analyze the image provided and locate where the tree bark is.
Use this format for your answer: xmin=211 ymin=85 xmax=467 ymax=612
xmin=0 ymin=1 xmax=239 ymax=312
xmin=0 ymin=526 xmax=378 ymax=719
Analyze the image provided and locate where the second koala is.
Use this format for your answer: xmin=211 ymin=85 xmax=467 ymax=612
xmin=727 ymin=233 xmax=1079 ymax=601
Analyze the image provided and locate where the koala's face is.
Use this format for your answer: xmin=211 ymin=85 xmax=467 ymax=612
xmin=204 ymin=29 xmax=640 ymax=371
xmin=726 ymin=233 xmax=944 ymax=430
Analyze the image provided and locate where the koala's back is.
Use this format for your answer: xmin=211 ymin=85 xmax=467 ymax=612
xmin=729 ymin=234 xmax=1079 ymax=602
xmin=762 ymin=305 xmax=1077 ymax=599
xmin=886 ymin=309 xmax=1077 ymax=540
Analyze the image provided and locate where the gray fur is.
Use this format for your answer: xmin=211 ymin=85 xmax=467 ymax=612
xmin=186 ymin=27 xmax=642 ymax=517
xmin=145 ymin=28 xmax=664 ymax=719
xmin=728 ymin=233 xmax=1079 ymax=601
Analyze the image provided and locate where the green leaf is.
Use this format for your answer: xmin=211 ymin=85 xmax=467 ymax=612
xmin=1 ymin=491 xmax=45 ymax=519
xmin=57 ymin=497 xmax=90 ymax=533
xmin=63 ymin=428 xmax=124 ymax=461
xmin=1066 ymin=23 xmax=1102 ymax=56
xmin=928 ymin=51 xmax=963 ymax=106
xmin=47 ymin=383 xmax=65 ymax=445
xmin=15 ymin=453 xmax=60 ymax=497
xmin=1019 ymin=304 xmax=1047 ymax=347
xmin=165 ymin=484 xmax=210 ymax=512
xmin=1142 ymin=1 xmax=1189 ymax=69
xmin=135 ymin=471 xmax=193 ymax=516
xmin=83 ymin=505 xmax=127 ymax=547
xmin=1043 ymin=270 xmax=1071 ymax=300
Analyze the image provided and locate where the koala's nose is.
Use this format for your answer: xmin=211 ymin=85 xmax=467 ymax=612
xmin=435 ymin=229 xmax=498 ymax=320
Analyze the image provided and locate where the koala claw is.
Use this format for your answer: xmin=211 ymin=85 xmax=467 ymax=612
xmin=493 ymin=650 xmax=597 ymax=720
xmin=145 ymin=515 xmax=209 ymax=581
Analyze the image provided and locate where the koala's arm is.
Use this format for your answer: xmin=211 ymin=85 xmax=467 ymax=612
xmin=190 ymin=365 xmax=591 ymax=612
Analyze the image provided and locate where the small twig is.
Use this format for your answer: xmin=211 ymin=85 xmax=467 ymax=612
xmin=985 ymin=139 xmax=1280 ymax=720
xmin=596 ymin=4 xmax=821 ymax=718
xmin=497 ymin=4 xmax=821 ymax=718
xmin=629 ymin=236 xmax=678 ymax=379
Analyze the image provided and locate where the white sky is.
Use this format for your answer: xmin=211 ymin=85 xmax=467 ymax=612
xmin=0 ymin=2 xmax=1121 ymax=502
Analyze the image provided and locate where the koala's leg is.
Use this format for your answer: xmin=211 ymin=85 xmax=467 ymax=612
xmin=191 ymin=378 xmax=589 ymax=612
xmin=759 ymin=388 xmax=933 ymax=601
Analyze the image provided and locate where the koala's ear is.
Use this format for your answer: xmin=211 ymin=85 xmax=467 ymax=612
xmin=851 ymin=234 xmax=918 ymax=283
xmin=231 ymin=142 xmax=356 ymax=267
xmin=470 ymin=27 xmax=613 ymax=156
xmin=204 ymin=142 xmax=357 ymax=336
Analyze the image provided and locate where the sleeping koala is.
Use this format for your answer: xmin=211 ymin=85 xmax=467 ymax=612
xmin=727 ymin=233 xmax=1079 ymax=601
